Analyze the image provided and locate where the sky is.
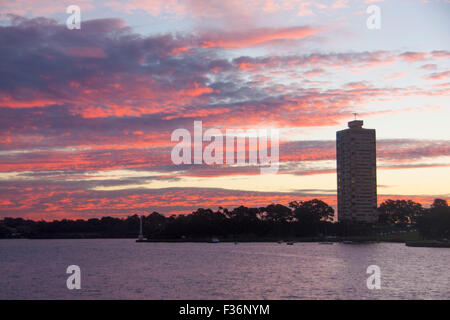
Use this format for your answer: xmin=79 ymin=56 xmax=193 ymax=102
xmin=0 ymin=0 xmax=449 ymax=220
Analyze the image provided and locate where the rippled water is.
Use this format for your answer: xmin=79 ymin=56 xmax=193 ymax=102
xmin=0 ymin=239 xmax=449 ymax=299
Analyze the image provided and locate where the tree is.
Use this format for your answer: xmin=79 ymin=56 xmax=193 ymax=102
xmin=377 ymin=199 xmax=424 ymax=224
xmin=292 ymin=199 xmax=334 ymax=223
xmin=225 ymin=206 xmax=261 ymax=236
xmin=417 ymin=199 xmax=450 ymax=239
xmin=431 ymin=199 xmax=448 ymax=209
xmin=143 ymin=212 xmax=166 ymax=237
xmin=185 ymin=208 xmax=227 ymax=237
xmin=260 ymin=204 xmax=293 ymax=223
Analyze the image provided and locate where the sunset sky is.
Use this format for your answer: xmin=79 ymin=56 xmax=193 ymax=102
xmin=0 ymin=0 xmax=449 ymax=220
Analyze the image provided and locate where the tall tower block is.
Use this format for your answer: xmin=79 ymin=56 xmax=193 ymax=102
xmin=336 ymin=120 xmax=377 ymax=223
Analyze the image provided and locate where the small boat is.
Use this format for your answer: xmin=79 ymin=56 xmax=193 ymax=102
xmin=319 ymin=241 xmax=334 ymax=245
xmin=208 ymin=237 xmax=220 ymax=243
xmin=286 ymin=241 xmax=294 ymax=245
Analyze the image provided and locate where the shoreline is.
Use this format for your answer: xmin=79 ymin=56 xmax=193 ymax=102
xmin=0 ymin=237 xmax=409 ymax=243
xmin=3 ymin=237 xmax=450 ymax=247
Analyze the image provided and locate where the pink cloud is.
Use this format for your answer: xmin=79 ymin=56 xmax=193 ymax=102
xmin=198 ymin=25 xmax=323 ymax=48
xmin=426 ymin=71 xmax=450 ymax=80
xmin=399 ymin=52 xmax=428 ymax=62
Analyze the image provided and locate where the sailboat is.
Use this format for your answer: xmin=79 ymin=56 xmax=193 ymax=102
xmin=136 ymin=215 xmax=146 ymax=242
xmin=208 ymin=237 xmax=220 ymax=243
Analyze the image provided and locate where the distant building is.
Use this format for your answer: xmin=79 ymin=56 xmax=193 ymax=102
xmin=336 ymin=120 xmax=377 ymax=223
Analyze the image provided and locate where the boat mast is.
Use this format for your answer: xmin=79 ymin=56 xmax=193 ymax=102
xmin=138 ymin=215 xmax=144 ymax=240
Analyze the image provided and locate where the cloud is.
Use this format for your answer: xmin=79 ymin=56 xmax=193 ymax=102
xmin=1 ymin=138 xmax=448 ymax=175
xmin=421 ymin=64 xmax=437 ymax=70
xmin=425 ymin=71 xmax=450 ymax=81
xmin=0 ymin=0 xmax=94 ymax=16
xmin=198 ymin=26 xmax=323 ymax=48
xmin=0 ymin=179 xmax=443 ymax=220
xmin=399 ymin=51 xmax=428 ymax=62
xmin=332 ymin=0 xmax=349 ymax=9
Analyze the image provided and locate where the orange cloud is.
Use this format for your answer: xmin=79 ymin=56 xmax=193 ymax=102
xmin=199 ymin=26 xmax=323 ymax=48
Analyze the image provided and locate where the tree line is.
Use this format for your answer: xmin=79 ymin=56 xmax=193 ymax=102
xmin=0 ymin=198 xmax=448 ymax=240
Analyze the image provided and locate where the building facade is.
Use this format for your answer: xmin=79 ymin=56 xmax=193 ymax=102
xmin=336 ymin=120 xmax=377 ymax=223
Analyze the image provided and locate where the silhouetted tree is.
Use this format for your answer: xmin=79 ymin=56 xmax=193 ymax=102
xmin=143 ymin=211 xmax=166 ymax=237
xmin=291 ymin=199 xmax=334 ymax=222
xmin=417 ymin=199 xmax=450 ymax=239
xmin=377 ymin=199 xmax=424 ymax=224
xmin=225 ymin=206 xmax=261 ymax=236
xmin=260 ymin=204 xmax=293 ymax=223
xmin=431 ymin=198 xmax=448 ymax=209
xmin=2 ymin=198 xmax=445 ymax=240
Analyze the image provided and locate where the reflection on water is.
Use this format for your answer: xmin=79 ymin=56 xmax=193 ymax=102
xmin=0 ymin=240 xmax=449 ymax=299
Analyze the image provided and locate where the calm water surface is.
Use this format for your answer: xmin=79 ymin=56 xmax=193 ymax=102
xmin=0 ymin=240 xmax=449 ymax=299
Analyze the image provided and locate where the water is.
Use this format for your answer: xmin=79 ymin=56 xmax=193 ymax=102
xmin=0 ymin=239 xmax=449 ymax=299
